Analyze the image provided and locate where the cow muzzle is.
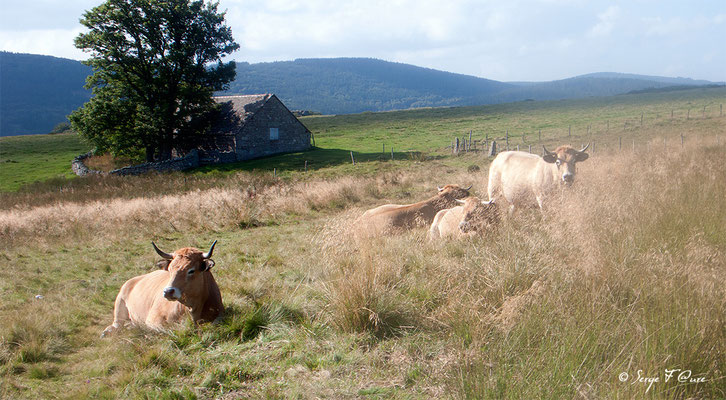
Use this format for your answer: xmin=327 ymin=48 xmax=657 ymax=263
xmin=562 ymin=173 xmax=574 ymax=185
xmin=459 ymin=220 xmax=471 ymax=233
xmin=163 ymin=286 xmax=181 ymax=300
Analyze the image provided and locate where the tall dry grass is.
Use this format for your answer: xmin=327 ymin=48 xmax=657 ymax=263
xmin=314 ymin=139 xmax=726 ymax=398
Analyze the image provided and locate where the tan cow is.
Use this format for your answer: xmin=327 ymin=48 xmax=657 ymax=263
xmin=429 ymin=196 xmax=498 ymax=240
xmin=101 ymin=241 xmax=223 ymax=337
xmin=358 ymin=184 xmax=471 ymax=234
xmin=487 ymin=144 xmax=589 ymax=211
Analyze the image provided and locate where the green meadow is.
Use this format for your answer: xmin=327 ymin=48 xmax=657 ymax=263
xmin=1 ymin=87 xmax=725 ymax=399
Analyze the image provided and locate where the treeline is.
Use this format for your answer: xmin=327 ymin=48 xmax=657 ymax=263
xmin=2 ymin=53 xmax=720 ymax=136
xmin=1 ymin=52 xmax=91 ymax=136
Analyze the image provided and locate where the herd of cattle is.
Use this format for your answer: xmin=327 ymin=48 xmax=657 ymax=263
xmin=101 ymin=144 xmax=591 ymax=336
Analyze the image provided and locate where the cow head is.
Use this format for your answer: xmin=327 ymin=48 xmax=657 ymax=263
xmin=456 ymin=197 xmax=499 ymax=233
xmin=436 ymin=184 xmax=472 ymax=200
xmin=542 ymin=143 xmax=590 ymax=185
xmin=152 ymin=241 xmax=217 ymax=305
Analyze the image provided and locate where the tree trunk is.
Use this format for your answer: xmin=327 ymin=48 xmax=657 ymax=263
xmin=145 ymin=146 xmax=155 ymax=162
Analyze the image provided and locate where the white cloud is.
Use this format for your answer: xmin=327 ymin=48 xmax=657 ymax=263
xmin=0 ymin=28 xmax=87 ymax=60
xmin=588 ymin=5 xmax=619 ymax=37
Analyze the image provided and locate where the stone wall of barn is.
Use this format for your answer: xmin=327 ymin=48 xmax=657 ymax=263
xmin=234 ymin=96 xmax=311 ymax=161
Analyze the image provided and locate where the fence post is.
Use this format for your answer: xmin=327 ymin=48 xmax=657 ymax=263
xmin=351 ymin=151 xmax=355 ymax=165
xmin=382 ymin=143 xmax=385 ymax=154
xmin=469 ymin=130 xmax=473 ymax=147
xmin=274 ymin=168 xmax=276 ymax=177
xmin=489 ymin=140 xmax=497 ymax=157
xmin=528 ymin=145 xmax=532 ymax=153
xmin=687 ymin=109 xmax=690 ymax=120
xmin=455 ymin=137 xmax=460 ymax=154
xmin=391 ymin=147 xmax=394 ymax=160
xmin=516 ymin=145 xmax=520 ymax=151
xmin=304 ymin=160 xmax=307 ymax=172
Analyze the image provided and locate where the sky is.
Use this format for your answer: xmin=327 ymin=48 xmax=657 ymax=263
xmin=1 ymin=0 xmax=724 ymax=82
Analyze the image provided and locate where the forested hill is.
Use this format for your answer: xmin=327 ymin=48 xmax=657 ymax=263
xmin=1 ymin=52 xmax=91 ymax=136
xmin=227 ymin=58 xmax=516 ymax=114
xmin=1 ymin=52 xmax=722 ymax=136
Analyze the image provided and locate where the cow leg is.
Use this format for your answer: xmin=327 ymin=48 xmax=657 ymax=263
xmin=101 ymin=295 xmax=130 ymax=338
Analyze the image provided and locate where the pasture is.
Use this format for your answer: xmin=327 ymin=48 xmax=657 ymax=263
xmin=1 ymin=88 xmax=725 ymax=398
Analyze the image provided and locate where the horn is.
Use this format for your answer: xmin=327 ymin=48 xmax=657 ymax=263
xmin=455 ymin=199 xmax=467 ymax=204
xmin=578 ymin=142 xmax=590 ymax=153
xmin=202 ymin=240 xmax=217 ymax=259
xmin=481 ymin=199 xmax=494 ymax=205
xmin=152 ymin=242 xmax=173 ymax=260
xmin=437 ymin=186 xmax=444 ymax=192
xmin=542 ymin=145 xmax=555 ymax=156
xmin=464 ymin=184 xmax=472 ymax=191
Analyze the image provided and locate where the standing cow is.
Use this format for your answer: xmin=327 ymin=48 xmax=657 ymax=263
xmin=487 ymin=144 xmax=589 ymax=212
xmin=101 ymin=241 xmax=223 ymax=337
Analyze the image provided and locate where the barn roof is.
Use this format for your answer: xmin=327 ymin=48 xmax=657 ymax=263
xmin=207 ymin=94 xmax=272 ymax=135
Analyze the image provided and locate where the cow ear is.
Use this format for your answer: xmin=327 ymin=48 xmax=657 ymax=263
xmin=200 ymin=259 xmax=215 ymax=271
xmin=156 ymin=259 xmax=171 ymax=271
xmin=542 ymin=153 xmax=557 ymax=163
xmin=576 ymin=152 xmax=589 ymax=162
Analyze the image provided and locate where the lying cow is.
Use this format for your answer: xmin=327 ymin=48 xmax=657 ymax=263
xmin=358 ymin=184 xmax=471 ymax=234
xmin=101 ymin=241 xmax=223 ymax=337
xmin=429 ymin=196 xmax=498 ymax=240
xmin=487 ymin=144 xmax=589 ymax=211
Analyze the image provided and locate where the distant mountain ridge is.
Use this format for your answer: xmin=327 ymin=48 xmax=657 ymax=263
xmin=1 ymin=52 xmax=722 ymax=136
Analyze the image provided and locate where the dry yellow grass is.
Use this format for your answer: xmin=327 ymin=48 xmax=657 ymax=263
xmin=1 ymin=138 xmax=725 ymax=398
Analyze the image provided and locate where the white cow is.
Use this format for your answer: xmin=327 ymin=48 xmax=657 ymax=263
xmin=487 ymin=144 xmax=589 ymax=211
xmin=429 ymin=196 xmax=498 ymax=240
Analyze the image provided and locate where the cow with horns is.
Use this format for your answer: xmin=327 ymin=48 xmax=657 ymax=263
xmin=101 ymin=241 xmax=223 ymax=337
xmin=487 ymin=144 xmax=590 ymax=211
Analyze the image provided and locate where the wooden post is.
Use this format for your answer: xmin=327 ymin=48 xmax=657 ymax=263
xmin=274 ymin=168 xmax=276 ymax=177
xmin=720 ymin=104 xmax=723 ymax=117
xmin=592 ymin=141 xmax=595 ymax=154
xmin=382 ymin=143 xmax=385 ymax=154
xmin=391 ymin=147 xmax=394 ymax=160
xmin=351 ymin=151 xmax=355 ymax=165
xmin=304 ymin=160 xmax=308 ymax=172
xmin=528 ymin=145 xmax=531 ymax=153
xmin=516 ymin=145 xmax=519 ymax=151
xmin=455 ymin=137 xmax=460 ymax=154
xmin=485 ymin=133 xmax=489 ymax=149
xmin=687 ymin=109 xmax=690 ymax=120
xmin=469 ymin=130 xmax=473 ymax=147
xmin=489 ymin=140 xmax=497 ymax=157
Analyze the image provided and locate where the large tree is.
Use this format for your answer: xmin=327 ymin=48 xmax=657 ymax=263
xmin=70 ymin=0 xmax=239 ymax=161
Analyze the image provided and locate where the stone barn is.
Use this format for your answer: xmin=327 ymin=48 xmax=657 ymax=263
xmin=196 ymin=94 xmax=311 ymax=164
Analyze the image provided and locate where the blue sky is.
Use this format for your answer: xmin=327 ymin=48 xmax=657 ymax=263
xmin=1 ymin=0 xmax=724 ymax=82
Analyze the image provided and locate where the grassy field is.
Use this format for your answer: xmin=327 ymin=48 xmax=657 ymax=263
xmin=1 ymin=88 xmax=725 ymax=399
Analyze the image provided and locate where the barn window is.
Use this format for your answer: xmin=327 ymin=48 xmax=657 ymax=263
xmin=269 ymin=128 xmax=279 ymax=140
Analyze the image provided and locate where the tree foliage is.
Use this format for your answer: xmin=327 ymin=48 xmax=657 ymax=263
xmin=69 ymin=0 xmax=239 ymax=161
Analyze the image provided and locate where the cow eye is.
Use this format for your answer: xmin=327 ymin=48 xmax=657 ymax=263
xmin=555 ymin=159 xmax=562 ymax=166
xmin=187 ymin=269 xmax=195 ymax=275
